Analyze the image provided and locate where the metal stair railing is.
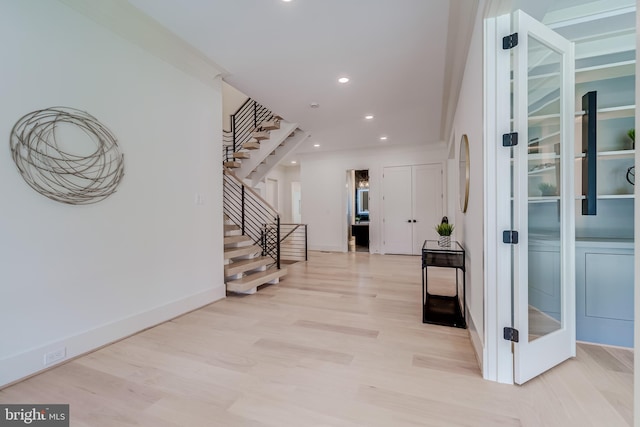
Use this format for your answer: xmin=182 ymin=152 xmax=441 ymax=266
xmin=222 ymin=98 xmax=277 ymax=163
xmin=279 ymin=223 xmax=308 ymax=262
xmin=223 ymin=168 xmax=280 ymax=269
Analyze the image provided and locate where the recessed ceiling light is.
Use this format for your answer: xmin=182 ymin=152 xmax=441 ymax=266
xmin=338 ymin=77 xmax=350 ymax=84
xmin=310 ymin=102 xmax=320 ymax=108
xmin=282 ymin=0 xmax=292 ymax=2
xmin=313 ymin=144 xmax=320 ymax=148
xmin=365 ymin=115 xmax=374 ymax=120
xmin=291 ymin=160 xmax=297 ymax=164
xmin=380 ymin=136 xmax=388 ymax=141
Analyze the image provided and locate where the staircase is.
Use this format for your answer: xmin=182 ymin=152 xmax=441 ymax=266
xmin=222 ymin=99 xmax=308 ymax=188
xmin=221 ymin=97 xmax=310 ymax=294
xmin=223 ymin=169 xmax=287 ymax=294
xmin=223 ymin=217 xmax=286 ymax=294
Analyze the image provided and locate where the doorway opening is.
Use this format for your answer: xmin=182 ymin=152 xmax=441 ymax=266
xmin=347 ymin=169 xmax=369 ymax=252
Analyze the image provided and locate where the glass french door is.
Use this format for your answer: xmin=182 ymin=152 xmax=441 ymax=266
xmin=511 ymin=10 xmax=575 ymax=384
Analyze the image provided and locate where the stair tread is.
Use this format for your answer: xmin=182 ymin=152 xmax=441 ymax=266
xmin=224 ymin=224 xmax=240 ymax=232
xmin=243 ymin=141 xmax=260 ymax=150
xmin=224 ymin=245 xmax=261 ymax=259
xmin=233 ymin=151 xmax=250 ymax=159
xmin=226 ymin=267 xmax=287 ymax=292
xmin=224 ymin=235 xmax=252 ymax=245
xmin=225 ymin=256 xmax=273 ymax=276
xmin=252 ymin=131 xmax=270 ymax=141
xmin=224 ymin=161 xmax=241 ymax=168
xmin=261 ymin=120 xmax=280 ymax=130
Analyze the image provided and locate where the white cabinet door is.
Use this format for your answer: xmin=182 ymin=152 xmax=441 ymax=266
xmin=383 ymin=164 xmax=443 ymax=255
xmin=412 ymin=164 xmax=443 ymax=254
xmin=382 ymin=166 xmax=413 ymax=254
xmin=512 ymin=10 xmax=575 ymax=384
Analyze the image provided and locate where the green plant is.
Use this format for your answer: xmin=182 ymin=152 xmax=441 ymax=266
xmin=435 ymin=223 xmax=454 ymax=236
xmin=538 ymin=182 xmax=557 ymax=196
xmin=628 ymin=128 xmax=635 ymax=142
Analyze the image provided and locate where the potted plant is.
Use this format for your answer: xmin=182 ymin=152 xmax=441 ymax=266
xmin=435 ymin=223 xmax=454 ymax=247
xmin=628 ymin=128 xmax=635 ymax=149
xmin=538 ymin=182 xmax=557 ymax=196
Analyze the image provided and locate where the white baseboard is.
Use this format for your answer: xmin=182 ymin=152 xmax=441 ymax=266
xmin=308 ymin=245 xmax=345 ymax=253
xmin=467 ymin=311 xmax=485 ymax=376
xmin=0 ymin=284 xmax=226 ymax=387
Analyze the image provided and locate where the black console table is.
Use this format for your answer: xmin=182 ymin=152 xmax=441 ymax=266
xmin=421 ymin=240 xmax=466 ymax=328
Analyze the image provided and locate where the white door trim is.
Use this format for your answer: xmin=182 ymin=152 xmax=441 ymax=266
xmin=483 ymin=12 xmax=514 ymax=384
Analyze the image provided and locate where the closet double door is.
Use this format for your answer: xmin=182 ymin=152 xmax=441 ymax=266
xmin=382 ymin=164 xmax=443 ymax=255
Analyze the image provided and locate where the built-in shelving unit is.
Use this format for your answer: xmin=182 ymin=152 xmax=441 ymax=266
xmin=525 ymin=1 xmax=636 ymax=347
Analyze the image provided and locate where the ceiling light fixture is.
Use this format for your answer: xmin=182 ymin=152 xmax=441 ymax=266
xmin=380 ymin=136 xmax=388 ymax=141
xmin=338 ymin=77 xmax=350 ymax=84
xmin=313 ymin=144 xmax=320 ymax=148
xmin=291 ymin=160 xmax=297 ymax=164
xmin=282 ymin=0 xmax=293 ymax=2
xmin=310 ymin=102 xmax=319 ymax=108
xmin=365 ymin=115 xmax=374 ymax=120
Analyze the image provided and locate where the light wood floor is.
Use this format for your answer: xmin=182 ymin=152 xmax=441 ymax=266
xmin=0 ymin=252 xmax=633 ymax=426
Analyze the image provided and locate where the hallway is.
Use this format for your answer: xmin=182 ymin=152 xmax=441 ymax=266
xmin=0 ymin=252 xmax=632 ymax=426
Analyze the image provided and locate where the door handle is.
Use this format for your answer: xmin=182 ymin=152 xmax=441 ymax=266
xmin=407 ymin=220 xmax=412 ymax=223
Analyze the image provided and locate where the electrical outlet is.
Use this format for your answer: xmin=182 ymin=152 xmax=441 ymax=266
xmin=44 ymin=347 xmax=66 ymax=366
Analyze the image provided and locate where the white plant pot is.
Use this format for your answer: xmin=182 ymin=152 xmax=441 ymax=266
xmin=438 ymin=235 xmax=451 ymax=247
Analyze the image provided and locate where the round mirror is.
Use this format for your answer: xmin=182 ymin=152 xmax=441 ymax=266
xmin=459 ymin=134 xmax=470 ymax=213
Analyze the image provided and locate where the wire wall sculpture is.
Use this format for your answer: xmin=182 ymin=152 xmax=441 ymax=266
xmin=10 ymin=107 xmax=125 ymax=205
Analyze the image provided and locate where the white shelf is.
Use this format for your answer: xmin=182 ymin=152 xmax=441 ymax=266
xmin=598 ymin=105 xmax=636 ymax=120
xmin=529 ymin=152 xmax=560 ymax=161
xmin=596 ymin=194 xmax=634 ymax=200
xmin=575 ymin=194 xmax=634 ymax=200
xmin=529 ymin=131 xmax=560 ymax=146
xmin=525 ymin=194 xmax=635 ymax=204
xmin=529 ymin=196 xmax=560 ymax=203
xmin=528 ymin=104 xmax=635 ymax=125
xmin=598 ymin=149 xmax=635 ymax=159
xmin=574 ymin=149 xmax=635 ymax=160
xmin=576 ymin=60 xmax=636 ymax=83
xmin=528 ymin=166 xmax=556 ymax=175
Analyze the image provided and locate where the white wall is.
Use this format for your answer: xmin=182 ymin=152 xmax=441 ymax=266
xmin=0 ymin=1 xmax=224 ymax=386
xmin=263 ymin=165 xmax=300 ymax=223
xmin=222 ymin=81 xmax=249 ymax=132
xmin=448 ymin=0 xmax=487 ymax=369
xmin=299 ymin=144 xmax=447 ymax=253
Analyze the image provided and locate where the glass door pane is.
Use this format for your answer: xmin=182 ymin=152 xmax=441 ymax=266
xmin=527 ymin=37 xmax=562 ymax=341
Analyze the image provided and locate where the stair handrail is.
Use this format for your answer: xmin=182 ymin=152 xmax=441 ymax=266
xmin=223 ymin=98 xmax=277 ymax=163
xmin=224 ymin=168 xmax=276 ymax=213
xmin=223 ymin=167 xmax=281 ymax=269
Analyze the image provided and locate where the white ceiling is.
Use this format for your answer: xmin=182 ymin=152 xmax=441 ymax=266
xmin=128 ymin=0 xmax=478 ymax=155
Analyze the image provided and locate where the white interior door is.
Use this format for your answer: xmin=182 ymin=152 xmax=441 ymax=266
xmin=512 ymin=10 xmax=575 ymax=384
xmin=382 ymin=166 xmax=413 ymax=254
xmin=291 ymin=182 xmax=301 ymax=223
xmin=412 ymin=164 xmax=443 ymax=254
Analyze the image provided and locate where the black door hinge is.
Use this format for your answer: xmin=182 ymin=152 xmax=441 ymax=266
xmin=503 ymin=230 xmax=519 ymax=244
xmin=504 ymin=327 xmax=519 ymax=342
xmin=502 ymin=132 xmax=518 ymax=147
xmin=503 ymin=33 xmax=519 ymax=49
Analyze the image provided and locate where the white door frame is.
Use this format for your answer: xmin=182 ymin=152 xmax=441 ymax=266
xmin=483 ymin=6 xmax=515 ymax=384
